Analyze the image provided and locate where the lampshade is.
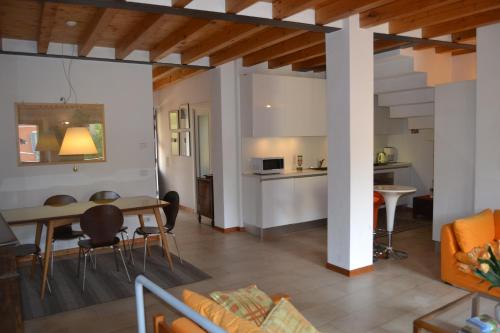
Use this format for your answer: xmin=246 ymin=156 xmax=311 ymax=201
xmin=58 ymin=127 xmax=98 ymax=156
xmin=35 ymin=131 xmax=59 ymax=152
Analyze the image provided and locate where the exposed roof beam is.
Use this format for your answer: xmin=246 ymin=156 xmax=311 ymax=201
xmin=150 ymin=19 xmax=211 ymax=62
xmin=374 ymin=39 xmax=410 ymax=53
xmin=38 ymin=3 xmax=58 ymax=54
xmin=78 ymin=8 xmax=115 ymax=56
xmin=172 ymin=0 xmax=193 ymax=8
xmin=374 ymin=32 xmax=476 ymax=51
xmin=390 ymin=0 xmax=500 ymax=34
xmin=452 ymin=29 xmax=476 ymax=42
xmin=210 ymin=27 xmax=305 ymax=66
xmin=422 ymin=8 xmax=500 ymax=38
xmin=153 ymin=66 xmax=177 ymax=81
xmin=291 ymin=55 xmax=326 ymax=71
xmin=153 ymin=67 xmax=205 ymax=90
xmin=44 ymin=0 xmax=335 ymax=33
xmin=181 ymin=23 xmax=265 ymax=64
xmin=315 ymin=0 xmax=393 ymax=25
xmin=268 ymin=43 xmax=325 ymax=69
xmin=115 ymin=13 xmax=164 ymax=59
xmin=312 ymin=65 xmax=326 ymax=72
xmin=226 ymin=0 xmax=260 ymax=14
xmin=272 ymin=0 xmax=327 ymax=19
xmin=360 ymin=0 xmax=457 ymax=28
xmin=452 ymin=49 xmax=476 ymax=56
xmin=243 ymin=32 xmax=324 ymax=67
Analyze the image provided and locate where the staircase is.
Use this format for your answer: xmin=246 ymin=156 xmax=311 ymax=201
xmin=374 ymin=50 xmax=434 ymax=129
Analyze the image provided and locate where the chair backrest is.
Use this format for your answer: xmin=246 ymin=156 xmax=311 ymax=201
xmin=44 ymin=195 xmax=78 ymax=235
xmin=89 ymin=191 xmax=121 ymax=202
xmin=80 ymin=205 xmax=123 ymax=244
xmin=162 ymin=191 xmax=179 ymax=231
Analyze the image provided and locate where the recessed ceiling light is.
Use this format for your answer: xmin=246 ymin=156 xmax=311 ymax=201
xmin=265 ymin=104 xmax=272 ymax=109
xmin=65 ymin=20 xmax=77 ymax=27
xmin=63 ymin=121 xmax=70 ymax=125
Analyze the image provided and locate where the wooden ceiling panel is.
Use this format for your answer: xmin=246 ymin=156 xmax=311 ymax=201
xmin=226 ymin=0 xmax=261 ymax=13
xmin=153 ymin=67 xmax=205 ymax=90
xmin=315 ymin=0 xmax=394 ymax=25
xmin=452 ymin=29 xmax=476 ymax=42
xmin=268 ymin=43 xmax=325 ymax=69
xmin=38 ymin=3 xmax=59 ymax=53
xmin=291 ymin=55 xmax=326 ymax=71
xmin=49 ymin=4 xmax=101 ymax=46
xmin=272 ymin=0 xmax=328 ymax=19
xmin=0 ymin=0 xmax=41 ymax=41
xmin=98 ymin=10 xmax=151 ymax=48
xmin=422 ymin=8 xmax=500 ymax=38
xmin=78 ymin=8 xmax=116 ymax=56
xmin=390 ymin=0 xmax=500 ymax=34
xmin=115 ymin=13 xmax=165 ymax=59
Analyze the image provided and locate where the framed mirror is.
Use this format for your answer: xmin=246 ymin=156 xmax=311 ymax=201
xmin=169 ymin=110 xmax=179 ymax=130
xmin=16 ymin=103 xmax=106 ymax=166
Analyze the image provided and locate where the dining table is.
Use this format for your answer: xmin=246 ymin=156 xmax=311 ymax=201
xmin=0 ymin=195 xmax=172 ymax=299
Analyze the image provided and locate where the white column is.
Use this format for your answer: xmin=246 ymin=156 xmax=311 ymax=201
xmin=326 ymin=15 xmax=374 ymax=273
xmin=474 ymin=23 xmax=500 ymax=211
xmin=211 ymin=61 xmax=241 ymax=230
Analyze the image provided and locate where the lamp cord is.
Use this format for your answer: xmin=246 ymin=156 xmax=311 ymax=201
xmin=61 ymin=44 xmax=78 ymax=104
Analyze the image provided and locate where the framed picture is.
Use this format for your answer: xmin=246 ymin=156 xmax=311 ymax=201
xmin=180 ymin=131 xmax=191 ymax=157
xmin=179 ymin=104 xmax=190 ymax=129
xmin=169 ymin=110 xmax=179 ymax=130
xmin=171 ymin=132 xmax=179 ymax=156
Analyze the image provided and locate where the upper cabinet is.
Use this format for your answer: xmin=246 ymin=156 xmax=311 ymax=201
xmin=240 ymin=73 xmax=326 ymax=137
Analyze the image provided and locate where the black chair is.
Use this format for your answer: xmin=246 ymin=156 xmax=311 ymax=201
xmin=77 ymin=205 xmax=131 ymax=292
xmin=44 ymin=195 xmax=83 ymax=278
xmin=132 ymin=191 xmax=181 ymax=272
xmin=89 ymin=191 xmax=131 ymax=258
xmin=14 ymin=244 xmax=52 ymax=294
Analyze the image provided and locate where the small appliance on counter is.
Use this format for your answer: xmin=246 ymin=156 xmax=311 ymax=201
xmin=252 ymin=157 xmax=284 ymax=175
xmin=376 ymin=151 xmax=387 ymax=165
xmin=383 ymin=146 xmax=397 ymax=163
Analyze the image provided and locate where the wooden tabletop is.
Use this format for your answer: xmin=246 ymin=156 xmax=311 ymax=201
xmin=1 ymin=196 xmax=168 ymax=225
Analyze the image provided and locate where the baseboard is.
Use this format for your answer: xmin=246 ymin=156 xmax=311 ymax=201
xmin=179 ymin=205 xmax=195 ymax=213
xmin=325 ymin=262 xmax=374 ymax=277
xmin=213 ymin=226 xmax=245 ymax=233
xmin=16 ymin=235 xmax=160 ymax=264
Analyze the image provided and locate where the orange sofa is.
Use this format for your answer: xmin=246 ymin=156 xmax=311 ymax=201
xmin=441 ymin=209 xmax=500 ymax=297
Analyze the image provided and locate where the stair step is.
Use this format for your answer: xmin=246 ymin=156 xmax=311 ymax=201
xmin=374 ymin=56 xmax=414 ymax=79
xmin=375 ymin=72 xmax=428 ymax=94
xmin=390 ymin=103 xmax=434 ymax=118
xmin=378 ymin=87 xmax=434 ymax=107
xmin=408 ymin=116 xmax=434 ymax=129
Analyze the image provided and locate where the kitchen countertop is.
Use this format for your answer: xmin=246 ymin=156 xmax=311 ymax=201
xmin=243 ymin=169 xmax=327 ymax=181
xmin=374 ymin=162 xmax=411 ymax=170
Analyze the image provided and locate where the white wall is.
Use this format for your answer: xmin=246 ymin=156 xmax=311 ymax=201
xmin=474 ymin=23 xmax=500 ymax=210
xmin=452 ymin=53 xmax=477 ymax=82
xmin=433 ymin=80 xmax=476 ymax=241
xmin=401 ymin=48 xmax=452 ymax=86
xmin=0 ymin=50 xmax=156 ymax=249
xmin=155 ymin=70 xmax=214 ymax=210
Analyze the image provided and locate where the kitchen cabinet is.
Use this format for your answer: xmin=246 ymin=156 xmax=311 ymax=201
xmin=240 ymin=73 xmax=326 ymax=137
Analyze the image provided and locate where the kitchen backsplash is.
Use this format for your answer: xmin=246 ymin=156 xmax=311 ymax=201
xmin=242 ymin=136 xmax=327 ymax=173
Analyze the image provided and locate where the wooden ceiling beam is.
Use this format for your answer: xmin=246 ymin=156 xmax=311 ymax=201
xmin=360 ymin=0 xmax=456 ymax=28
xmin=150 ymin=19 xmax=211 ymax=62
xmin=153 ymin=67 xmax=205 ymax=90
xmin=390 ymin=0 xmax=500 ymax=34
xmin=243 ymin=32 xmax=324 ymax=67
xmin=374 ymin=39 xmax=409 ymax=53
xmin=181 ymin=23 xmax=265 ymax=64
xmin=422 ymin=8 xmax=500 ymax=38
xmin=272 ymin=0 xmax=327 ymax=19
xmin=171 ymin=0 xmax=193 ymax=8
xmin=312 ymin=65 xmax=326 ymax=72
xmin=210 ymin=27 xmax=305 ymax=67
xmin=38 ymin=3 xmax=58 ymax=54
xmin=315 ymin=0 xmax=393 ymax=25
xmin=268 ymin=43 xmax=325 ymax=69
xmin=291 ymin=55 xmax=326 ymax=71
xmin=116 ymin=13 xmax=165 ymax=59
xmin=452 ymin=49 xmax=476 ymax=56
xmin=153 ymin=66 xmax=177 ymax=81
xmin=78 ymin=8 xmax=115 ymax=56
xmin=452 ymin=29 xmax=476 ymax=42
xmin=226 ymin=0 xmax=260 ymax=14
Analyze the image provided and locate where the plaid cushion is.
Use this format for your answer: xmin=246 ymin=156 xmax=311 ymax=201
xmin=210 ymin=285 xmax=274 ymax=326
xmin=261 ymin=298 xmax=320 ymax=333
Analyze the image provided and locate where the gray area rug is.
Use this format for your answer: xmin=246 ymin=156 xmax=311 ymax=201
xmin=18 ymin=245 xmax=210 ymax=320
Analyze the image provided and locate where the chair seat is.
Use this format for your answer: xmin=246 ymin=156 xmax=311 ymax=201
xmin=78 ymin=237 xmax=120 ymax=249
xmin=54 ymin=229 xmax=84 ymax=240
xmin=14 ymin=244 xmax=41 ymax=257
xmin=135 ymin=226 xmax=172 ymax=236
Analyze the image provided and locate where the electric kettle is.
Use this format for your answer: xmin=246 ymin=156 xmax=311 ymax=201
xmin=376 ymin=152 xmax=387 ymax=164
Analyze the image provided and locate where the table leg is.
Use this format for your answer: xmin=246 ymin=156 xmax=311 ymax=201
xmin=153 ymin=207 xmax=173 ymax=270
xmin=138 ymin=214 xmax=151 ymax=257
xmin=40 ymin=221 xmax=54 ymax=299
xmin=31 ymin=223 xmax=43 ymax=279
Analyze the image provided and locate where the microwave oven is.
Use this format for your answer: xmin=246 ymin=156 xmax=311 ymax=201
xmin=251 ymin=157 xmax=284 ymax=174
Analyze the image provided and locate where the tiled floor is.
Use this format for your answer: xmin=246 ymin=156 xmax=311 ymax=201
xmin=25 ymin=211 xmax=468 ymax=333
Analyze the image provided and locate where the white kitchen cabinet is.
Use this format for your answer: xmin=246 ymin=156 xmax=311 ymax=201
xmin=293 ymin=176 xmax=327 ymax=223
xmin=241 ymin=73 xmax=326 ymax=137
xmin=261 ymin=178 xmax=295 ymax=228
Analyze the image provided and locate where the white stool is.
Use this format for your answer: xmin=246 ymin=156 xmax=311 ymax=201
xmin=374 ymin=185 xmax=416 ymax=259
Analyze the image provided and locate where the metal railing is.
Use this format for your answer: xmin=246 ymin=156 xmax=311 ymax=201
xmin=135 ymin=274 xmax=227 ymax=333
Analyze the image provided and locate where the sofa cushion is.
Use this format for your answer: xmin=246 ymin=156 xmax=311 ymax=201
xmin=210 ymin=285 xmax=274 ymax=326
xmin=171 ymin=318 xmax=206 ymax=333
xmin=183 ymin=289 xmax=264 ymax=333
xmin=453 ymin=209 xmax=495 ymax=252
xmin=261 ymin=298 xmax=319 ymax=333
xmin=494 ymin=210 xmax=500 ymax=240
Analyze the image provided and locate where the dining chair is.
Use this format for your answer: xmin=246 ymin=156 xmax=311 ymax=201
xmin=89 ymin=191 xmax=131 ymax=258
xmin=77 ymin=205 xmax=131 ymax=292
xmin=15 ymin=244 xmax=52 ymax=294
xmin=132 ymin=191 xmax=181 ymax=272
xmin=44 ymin=194 xmax=83 ymax=278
